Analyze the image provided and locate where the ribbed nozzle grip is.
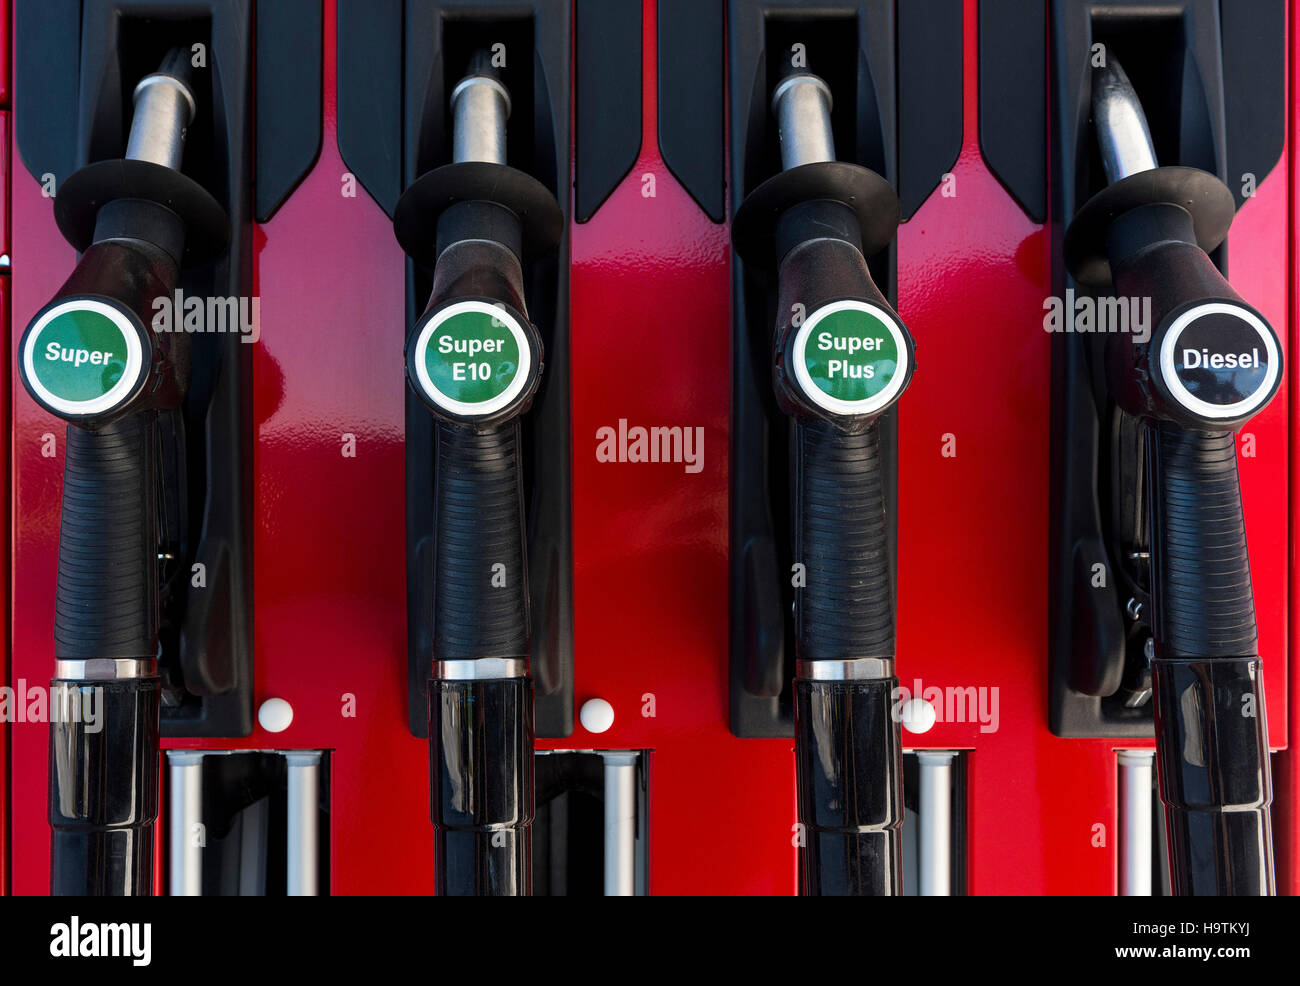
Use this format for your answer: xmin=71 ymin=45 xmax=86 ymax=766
xmin=432 ymin=421 xmax=530 ymax=658
xmin=55 ymin=414 xmax=159 ymax=660
xmin=1148 ymin=423 xmax=1256 ymax=658
xmin=794 ymin=419 xmax=894 ymax=661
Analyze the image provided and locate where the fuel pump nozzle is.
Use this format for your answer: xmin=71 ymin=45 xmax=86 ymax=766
xmin=18 ymin=49 xmax=228 ymax=896
xmin=1066 ymin=55 xmax=1279 ymax=896
xmin=734 ymin=65 xmax=913 ymax=896
xmin=395 ymin=52 xmax=562 ymax=896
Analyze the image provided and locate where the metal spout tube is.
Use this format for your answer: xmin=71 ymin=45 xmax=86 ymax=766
xmin=452 ymin=52 xmax=511 ymax=166
xmin=772 ymin=72 xmax=835 ymax=170
xmin=1091 ymin=56 xmax=1157 ymax=183
xmin=126 ymin=48 xmax=197 ymax=170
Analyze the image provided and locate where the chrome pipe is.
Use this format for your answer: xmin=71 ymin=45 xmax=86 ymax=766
xmin=603 ymin=752 xmax=639 ymax=896
xmin=1091 ymin=55 xmax=1158 ymax=183
xmin=1118 ymin=749 xmax=1155 ymax=896
xmin=285 ymin=751 xmax=322 ymax=896
xmin=772 ymin=73 xmax=836 ymax=170
xmin=917 ymin=751 xmax=956 ymax=896
xmin=126 ymin=50 xmax=196 ymax=171
xmin=451 ymin=63 xmax=511 ymax=166
xmin=167 ymin=751 xmax=205 ymax=896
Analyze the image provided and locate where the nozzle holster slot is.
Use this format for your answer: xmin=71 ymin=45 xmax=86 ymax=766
xmin=338 ymin=1 xmax=575 ymax=738
xmin=727 ymin=1 xmax=959 ymax=736
xmin=1046 ymin=0 xmax=1285 ymax=737
xmin=16 ymin=0 xmax=260 ymax=737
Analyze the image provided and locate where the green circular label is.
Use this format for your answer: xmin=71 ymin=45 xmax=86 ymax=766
xmin=22 ymin=301 xmax=142 ymax=415
xmin=412 ymin=301 xmax=531 ymax=416
xmin=793 ymin=302 xmax=907 ymax=413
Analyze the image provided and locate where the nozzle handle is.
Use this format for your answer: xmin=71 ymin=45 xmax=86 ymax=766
xmin=55 ymin=414 xmax=160 ymax=660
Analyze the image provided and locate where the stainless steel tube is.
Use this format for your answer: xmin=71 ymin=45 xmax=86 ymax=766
xmin=285 ymin=751 xmax=322 ymax=896
xmin=917 ymin=751 xmax=955 ymax=896
xmin=1118 ymin=749 xmax=1155 ymax=896
xmin=602 ymin=752 xmax=639 ymax=896
xmin=167 ymin=751 xmax=205 ymax=896
xmin=772 ymin=73 xmax=835 ymax=170
xmin=1091 ymin=56 xmax=1158 ymax=183
xmin=451 ymin=74 xmax=511 ymax=166
xmin=125 ymin=52 xmax=197 ymax=171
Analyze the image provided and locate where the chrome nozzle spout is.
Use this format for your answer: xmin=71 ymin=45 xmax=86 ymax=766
xmin=772 ymin=71 xmax=836 ymax=171
xmin=451 ymin=51 xmax=512 ymax=166
xmin=125 ymin=48 xmax=197 ymax=171
xmin=1091 ymin=54 xmax=1158 ymax=184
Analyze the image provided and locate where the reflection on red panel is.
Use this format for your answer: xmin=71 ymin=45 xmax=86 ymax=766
xmin=568 ymin=0 xmax=793 ymax=895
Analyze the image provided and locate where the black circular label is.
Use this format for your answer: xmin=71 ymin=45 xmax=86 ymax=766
xmin=1159 ymin=303 xmax=1278 ymax=419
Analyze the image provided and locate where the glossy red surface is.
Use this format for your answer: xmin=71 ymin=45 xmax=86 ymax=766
xmin=570 ymin=0 xmax=794 ymax=895
xmin=4 ymin=0 xmax=1295 ymax=895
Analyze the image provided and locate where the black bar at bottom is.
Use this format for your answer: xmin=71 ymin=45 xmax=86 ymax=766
xmin=430 ymin=675 xmax=534 ymax=896
xmin=795 ymin=676 xmax=902 ymax=896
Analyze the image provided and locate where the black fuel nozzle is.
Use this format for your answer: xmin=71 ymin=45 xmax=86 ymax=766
xmin=394 ymin=50 xmax=562 ymax=896
xmin=737 ymin=70 xmax=914 ymax=431
xmin=733 ymin=65 xmax=910 ymax=897
xmin=1065 ymin=55 xmax=1277 ymax=896
xmin=17 ymin=48 xmax=228 ymax=897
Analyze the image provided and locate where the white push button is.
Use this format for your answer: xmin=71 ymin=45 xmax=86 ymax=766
xmin=258 ymin=697 xmax=294 ymax=733
xmin=580 ymin=697 xmax=615 ymax=733
xmin=900 ymin=697 xmax=937 ymax=734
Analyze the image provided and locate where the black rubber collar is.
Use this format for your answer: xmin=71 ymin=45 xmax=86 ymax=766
xmin=54 ymin=158 xmax=229 ymax=264
xmin=732 ymin=161 xmax=900 ymax=268
xmin=394 ymin=161 xmax=564 ymax=267
xmin=1064 ymin=166 xmax=1235 ymax=288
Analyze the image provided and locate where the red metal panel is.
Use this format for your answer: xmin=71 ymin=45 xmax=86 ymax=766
xmin=8 ymin=157 xmax=73 ymax=898
xmin=568 ymin=0 xmax=795 ymax=894
xmin=241 ymin=0 xmax=428 ymax=892
xmin=894 ymin=0 xmax=1104 ymax=893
